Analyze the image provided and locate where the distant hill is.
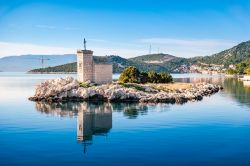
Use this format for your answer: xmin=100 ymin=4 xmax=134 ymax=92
xmin=29 ymin=54 xmax=191 ymax=73
xmin=129 ymin=53 xmax=190 ymax=72
xmin=129 ymin=53 xmax=176 ymax=64
xmin=29 ymin=55 xmax=169 ymax=73
xmin=0 ymin=54 xmax=76 ymax=72
xmin=195 ymin=40 xmax=250 ymax=66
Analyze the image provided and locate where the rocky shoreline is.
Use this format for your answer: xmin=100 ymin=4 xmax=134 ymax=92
xmin=29 ymin=77 xmax=223 ymax=104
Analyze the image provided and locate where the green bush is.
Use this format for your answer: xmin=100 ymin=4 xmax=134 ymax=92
xmin=140 ymin=71 xmax=149 ymax=84
xmin=225 ymin=68 xmax=238 ymax=75
xmin=236 ymin=62 xmax=248 ymax=74
xmin=244 ymin=67 xmax=250 ymax=75
xmin=118 ymin=66 xmax=140 ymax=83
xmin=148 ymin=71 xmax=160 ymax=83
xmin=119 ymin=66 xmax=172 ymax=84
xmin=159 ymin=72 xmax=173 ymax=83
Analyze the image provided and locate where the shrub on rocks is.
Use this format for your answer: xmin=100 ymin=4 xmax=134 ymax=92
xmin=148 ymin=71 xmax=161 ymax=83
xmin=118 ymin=66 xmax=140 ymax=83
xmin=244 ymin=67 xmax=250 ymax=75
xmin=118 ymin=66 xmax=173 ymax=84
xmin=140 ymin=72 xmax=149 ymax=84
xmin=159 ymin=72 xmax=173 ymax=83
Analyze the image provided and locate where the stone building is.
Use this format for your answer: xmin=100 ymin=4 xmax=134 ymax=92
xmin=77 ymin=48 xmax=112 ymax=84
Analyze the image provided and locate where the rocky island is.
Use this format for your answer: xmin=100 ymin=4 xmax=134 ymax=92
xmin=29 ymin=76 xmax=223 ymax=104
xmin=29 ymin=45 xmax=223 ymax=104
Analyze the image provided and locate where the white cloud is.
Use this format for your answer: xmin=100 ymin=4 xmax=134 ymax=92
xmin=0 ymin=41 xmax=145 ymax=58
xmin=0 ymin=38 xmax=238 ymax=59
xmin=93 ymin=47 xmax=146 ymax=57
xmin=140 ymin=38 xmax=235 ymax=47
xmin=139 ymin=38 xmax=237 ymax=57
xmin=0 ymin=42 xmax=74 ymax=57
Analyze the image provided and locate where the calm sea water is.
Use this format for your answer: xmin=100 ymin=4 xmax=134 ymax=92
xmin=1 ymin=72 xmax=250 ymax=166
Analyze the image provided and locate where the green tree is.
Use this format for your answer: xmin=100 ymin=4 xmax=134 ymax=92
xmin=118 ymin=66 xmax=140 ymax=83
xmin=226 ymin=68 xmax=238 ymax=75
xmin=236 ymin=62 xmax=248 ymax=74
xmin=139 ymin=71 xmax=149 ymax=84
xmin=159 ymin=72 xmax=173 ymax=83
xmin=244 ymin=67 xmax=250 ymax=75
xmin=119 ymin=66 xmax=173 ymax=84
xmin=148 ymin=71 xmax=160 ymax=83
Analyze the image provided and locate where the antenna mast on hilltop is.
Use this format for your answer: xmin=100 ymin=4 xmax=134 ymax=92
xmin=149 ymin=44 xmax=152 ymax=54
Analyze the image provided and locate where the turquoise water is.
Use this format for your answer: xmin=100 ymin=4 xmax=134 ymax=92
xmin=1 ymin=73 xmax=250 ymax=166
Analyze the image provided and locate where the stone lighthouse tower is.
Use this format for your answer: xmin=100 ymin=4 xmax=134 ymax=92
xmin=77 ymin=39 xmax=94 ymax=82
xmin=77 ymin=38 xmax=113 ymax=84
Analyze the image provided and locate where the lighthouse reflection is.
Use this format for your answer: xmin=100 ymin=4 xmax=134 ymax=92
xmin=34 ymin=102 xmax=150 ymax=153
xmin=77 ymin=103 xmax=112 ymax=141
xmin=34 ymin=102 xmax=113 ymax=153
xmin=76 ymin=102 xmax=112 ymax=153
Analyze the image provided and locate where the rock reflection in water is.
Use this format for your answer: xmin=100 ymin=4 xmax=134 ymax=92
xmin=223 ymin=78 xmax=250 ymax=106
xmin=176 ymin=76 xmax=250 ymax=107
xmin=35 ymin=102 xmax=79 ymax=117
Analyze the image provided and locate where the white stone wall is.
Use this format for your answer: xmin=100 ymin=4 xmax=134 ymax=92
xmin=77 ymin=49 xmax=112 ymax=84
xmin=77 ymin=50 xmax=93 ymax=82
xmin=77 ymin=53 xmax=84 ymax=81
xmin=94 ymin=64 xmax=113 ymax=84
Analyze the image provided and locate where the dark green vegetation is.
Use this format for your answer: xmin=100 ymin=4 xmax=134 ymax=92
xmin=118 ymin=66 xmax=141 ymax=83
xmin=225 ymin=68 xmax=238 ymax=75
xmin=30 ymin=62 xmax=76 ymax=73
xmin=225 ymin=60 xmax=250 ymax=75
xmin=110 ymin=55 xmax=167 ymax=73
xmin=118 ymin=66 xmax=172 ymax=84
xmin=195 ymin=40 xmax=250 ymax=66
xmin=130 ymin=53 xmax=175 ymax=62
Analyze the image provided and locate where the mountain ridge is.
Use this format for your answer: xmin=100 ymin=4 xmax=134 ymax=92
xmin=2 ymin=40 xmax=250 ymax=73
xmin=0 ymin=54 xmax=76 ymax=72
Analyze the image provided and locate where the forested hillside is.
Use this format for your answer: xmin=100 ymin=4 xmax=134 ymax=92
xmin=194 ymin=40 xmax=250 ymax=66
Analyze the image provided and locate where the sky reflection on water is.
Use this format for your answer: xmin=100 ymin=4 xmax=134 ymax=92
xmin=1 ymin=73 xmax=250 ymax=166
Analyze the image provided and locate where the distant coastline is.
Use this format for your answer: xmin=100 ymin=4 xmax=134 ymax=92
xmin=27 ymin=71 xmax=77 ymax=74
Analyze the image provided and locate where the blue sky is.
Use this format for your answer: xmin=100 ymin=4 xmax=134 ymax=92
xmin=0 ymin=0 xmax=250 ymax=58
